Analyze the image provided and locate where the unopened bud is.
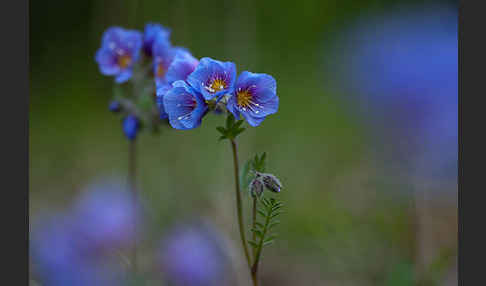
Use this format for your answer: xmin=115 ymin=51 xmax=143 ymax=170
xmin=250 ymin=178 xmax=264 ymax=197
xmin=109 ymin=100 xmax=121 ymax=113
xmin=261 ymin=173 xmax=282 ymax=193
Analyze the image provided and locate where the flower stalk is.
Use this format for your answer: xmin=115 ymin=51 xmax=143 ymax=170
xmin=230 ymin=138 xmax=252 ymax=270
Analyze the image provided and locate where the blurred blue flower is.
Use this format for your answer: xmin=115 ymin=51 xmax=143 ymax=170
xmin=158 ymin=221 xmax=230 ymax=286
xmin=31 ymin=181 xmax=137 ymax=286
xmin=123 ymin=115 xmax=140 ymax=140
xmin=187 ymin=57 xmax=236 ymax=101
xmin=152 ymin=37 xmax=177 ymax=85
xmin=70 ymin=182 xmax=138 ymax=252
xmin=227 ymin=71 xmax=279 ymax=127
xmin=143 ymin=23 xmax=171 ymax=57
xmin=163 ymin=81 xmax=208 ymax=130
xmin=109 ymin=100 xmax=121 ymax=112
xmin=155 ymin=49 xmax=199 ymax=120
xmin=331 ymin=5 xmax=457 ymax=181
xmin=165 ymin=48 xmax=199 ymax=84
xmin=95 ymin=27 xmax=142 ymax=83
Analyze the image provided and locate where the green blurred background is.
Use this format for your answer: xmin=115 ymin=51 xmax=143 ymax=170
xmin=30 ymin=0 xmax=457 ymax=285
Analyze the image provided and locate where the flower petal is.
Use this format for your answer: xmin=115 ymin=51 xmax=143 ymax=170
xmin=165 ymin=48 xmax=199 ymax=84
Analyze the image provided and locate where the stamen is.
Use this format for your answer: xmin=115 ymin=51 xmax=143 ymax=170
xmin=118 ymin=54 xmax=132 ymax=69
xmin=156 ymin=63 xmax=165 ymax=78
xmin=205 ymin=77 xmax=227 ymax=93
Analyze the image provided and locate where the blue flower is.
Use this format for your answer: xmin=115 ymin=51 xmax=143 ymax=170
xmin=187 ymin=57 xmax=236 ymax=101
xmin=30 ymin=180 xmax=135 ymax=286
xmin=152 ymin=38 xmax=176 ymax=85
xmin=108 ymin=100 xmax=121 ymax=112
xmin=163 ymin=81 xmax=208 ymax=130
xmin=143 ymin=23 xmax=171 ymax=57
xmin=154 ymin=46 xmax=199 ymax=86
xmin=95 ymin=27 xmax=142 ymax=83
xmin=330 ymin=5 xmax=457 ymax=182
xmin=156 ymin=83 xmax=171 ymax=119
xmin=123 ymin=115 xmax=140 ymax=140
xmin=227 ymin=71 xmax=279 ymax=127
xmin=158 ymin=221 xmax=229 ymax=286
xmin=165 ymin=48 xmax=199 ymax=84
xmin=155 ymin=49 xmax=199 ymax=120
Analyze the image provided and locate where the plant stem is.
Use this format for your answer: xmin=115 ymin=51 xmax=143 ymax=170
xmin=128 ymin=139 xmax=138 ymax=273
xmin=251 ymin=204 xmax=272 ymax=286
xmin=229 ymin=139 xmax=252 ymax=270
xmin=252 ymin=196 xmax=257 ymax=257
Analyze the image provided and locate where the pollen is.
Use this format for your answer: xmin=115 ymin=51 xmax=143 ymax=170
xmin=209 ymin=79 xmax=227 ymax=93
xmin=237 ymin=90 xmax=252 ymax=107
xmin=118 ymin=54 xmax=132 ymax=69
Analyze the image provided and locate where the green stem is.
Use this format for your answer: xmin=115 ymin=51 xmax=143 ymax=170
xmin=229 ymin=139 xmax=252 ymax=270
xmin=251 ymin=203 xmax=272 ymax=285
xmin=129 ymin=139 xmax=137 ymax=273
xmin=252 ymin=196 xmax=257 ymax=257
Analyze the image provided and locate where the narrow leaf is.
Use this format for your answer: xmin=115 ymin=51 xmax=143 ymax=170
xmin=216 ymin=126 xmax=226 ymax=134
xmin=263 ymin=240 xmax=274 ymax=246
xmin=248 ymin=241 xmax=259 ymax=248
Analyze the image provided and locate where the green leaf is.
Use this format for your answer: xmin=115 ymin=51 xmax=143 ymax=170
xmin=240 ymin=159 xmax=253 ymax=191
xmin=263 ymin=240 xmax=274 ymax=246
xmin=270 ymin=211 xmax=283 ymax=219
xmin=233 ymin=127 xmax=246 ymax=137
xmin=265 ymin=234 xmax=277 ymax=242
xmin=216 ymin=126 xmax=226 ymax=134
xmin=226 ymin=114 xmax=235 ymax=129
xmin=234 ymin=120 xmax=244 ymax=129
xmin=251 ymin=229 xmax=263 ymax=238
xmin=248 ymin=241 xmax=259 ymax=248
xmin=268 ymin=221 xmax=280 ymax=229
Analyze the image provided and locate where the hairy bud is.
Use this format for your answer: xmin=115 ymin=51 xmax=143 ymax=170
xmin=250 ymin=178 xmax=264 ymax=197
xmin=261 ymin=173 xmax=282 ymax=193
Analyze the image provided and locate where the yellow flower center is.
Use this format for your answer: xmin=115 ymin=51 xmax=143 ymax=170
xmin=118 ymin=54 xmax=132 ymax=69
xmin=156 ymin=64 xmax=165 ymax=78
xmin=209 ymin=79 xmax=227 ymax=93
xmin=237 ymin=90 xmax=252 ymax=107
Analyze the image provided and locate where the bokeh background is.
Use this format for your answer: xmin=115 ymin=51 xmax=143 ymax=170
xmin=30 ymin=0 xmax=458 ymax=285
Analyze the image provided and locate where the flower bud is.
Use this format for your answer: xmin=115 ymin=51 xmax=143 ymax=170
xmin=123 ymin=115 xmax=140 ymax=141
xmin=261 ymin=173 xmax=282 ymax=193
xmin=250 ymin=178 xmax=264 ymax=197
xmin=109 ymin=100 xmax=121 ymax=113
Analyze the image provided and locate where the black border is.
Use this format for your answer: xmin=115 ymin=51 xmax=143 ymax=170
xmin=2 ymin=0 xmax=28 ymax=283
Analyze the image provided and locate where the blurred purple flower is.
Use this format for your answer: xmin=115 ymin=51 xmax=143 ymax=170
xmin=30 ymin=180 xmax=139 ymax=286
xmin=30 ymin=214 xmax=123 ymax=286
xmin=158 ymin=221 xmax=230 ymax=286
xmin=165 ymin=48 xmax=199 ymax=84
xmin=330 ymin=5 xmax=457 ymax=182
xmin=70 ymin=181 xmax=138 ymax=253
xmin=143 ymin=23 xmax=171 ymax=57
xmin=152 ymin=37 xmax=176 ymax=85
xmin=95 ymin=27 xmax=142 ymax=83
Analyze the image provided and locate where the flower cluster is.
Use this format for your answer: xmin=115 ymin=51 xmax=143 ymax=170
xmin=95 ymin=23 xmax=279 ymax=139
xmin=162 ymin=59 xmax=279 ymax=130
